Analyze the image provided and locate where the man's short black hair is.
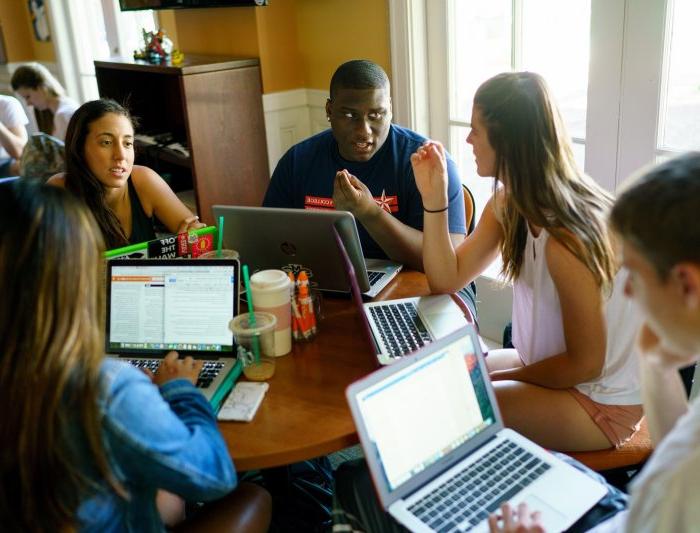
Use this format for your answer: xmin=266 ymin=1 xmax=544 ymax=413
xmin=611 ymin=151 xmax=700 ymax=278
xmin=329 ymin=60 xmax=389 ymax=99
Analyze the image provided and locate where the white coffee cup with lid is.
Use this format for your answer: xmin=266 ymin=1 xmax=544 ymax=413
xmin=249 ymin=269 xmax=292 ymax=356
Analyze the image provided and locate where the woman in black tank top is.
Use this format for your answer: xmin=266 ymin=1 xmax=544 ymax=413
xmin=47 ymin=99 xmax=204 ymax=248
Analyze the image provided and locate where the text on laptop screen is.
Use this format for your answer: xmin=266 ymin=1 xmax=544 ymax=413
xmin=109 ymin=264 xmax=235 ymax=352
xmin=356 ymin=335 xmax=496 ymax=492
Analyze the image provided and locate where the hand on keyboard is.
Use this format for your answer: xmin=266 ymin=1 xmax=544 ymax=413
xmin=487 ymin=502 xmax=544 ymax=533
xmin=152 ymin=351 xmax=203 ymax=386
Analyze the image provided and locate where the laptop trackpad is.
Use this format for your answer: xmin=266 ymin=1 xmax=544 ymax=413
xmin=418 ymin=296 xmax=467 ymax=339
xmin=520 ymin=495 xmax=567 ymax=532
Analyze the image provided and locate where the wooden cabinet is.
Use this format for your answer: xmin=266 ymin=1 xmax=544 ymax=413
xmin=94 ymin=54 xmax=270 ymax=225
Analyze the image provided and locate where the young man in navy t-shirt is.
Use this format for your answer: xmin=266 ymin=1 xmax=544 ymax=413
xmin=263 ymin=59 xmax=467 ymax=271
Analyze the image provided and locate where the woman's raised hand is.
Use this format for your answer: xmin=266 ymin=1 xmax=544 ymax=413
xmin=410 ymin=140 xmax=449 ymax=211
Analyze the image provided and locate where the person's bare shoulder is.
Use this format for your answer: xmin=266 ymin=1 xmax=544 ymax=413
xmin=129 ymin=165 xmax=171 ymax=213
xmin=130 ymin=165 xmax=164 ymax=190
xmin=46 ymin=173 xmax=66 ymax=187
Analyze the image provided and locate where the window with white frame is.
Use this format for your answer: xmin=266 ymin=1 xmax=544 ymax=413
xmin=657 ymin=0 xmax=700 ymax=158
xmin=47 ymin=0 xmax=157 ymax=103
xmin=443 ymin=0 xmax=591 ymax=245
xmin=390 ymin=0 xmax=698 ymax=337
xmin=391 ymin=0 xmax=698 ymax=271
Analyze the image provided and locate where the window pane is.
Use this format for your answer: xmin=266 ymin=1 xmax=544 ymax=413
xmin=449 ymin=125 xmax=495 ymax=231
xmin=450 ymin=125 xmax=503 ymax=279
xmin=659 ymin=0 xmax=700 ymax=151
xmin=118 ymin=10 xmax=158 ymax=59
xmin=449 ymin=0 xmax=511 ymax=124
xmin=71 ymin=0 xmax=111 ymax=74
xmin=572 ymin=141 xmax=586 ymax=172
xmin=520 ymin=0 xmax=591 ymax=139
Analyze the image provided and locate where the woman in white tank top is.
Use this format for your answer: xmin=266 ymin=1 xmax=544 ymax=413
xmin=410 ymin=72 xmax=642 ymax=452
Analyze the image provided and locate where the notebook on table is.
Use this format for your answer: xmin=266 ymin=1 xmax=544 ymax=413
xmin=346 ymin=326 xmax=606 ymax=532
xmin=105 ymin=258 xmax=241 ymax=410
xmin=332 ymin=226 xmax=474 ymax=365
xmin=210 ymin=205 xmax=402 ymax=298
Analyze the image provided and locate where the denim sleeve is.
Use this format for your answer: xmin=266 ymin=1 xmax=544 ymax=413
xmin=102 ymin=363 xmax=237 ymax=501
xmin=445 ymin=153 xmax=467 ymax=235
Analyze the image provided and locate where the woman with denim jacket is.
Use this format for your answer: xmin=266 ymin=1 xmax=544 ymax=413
xmin=0 ymin=182 xmax=269 ymax=532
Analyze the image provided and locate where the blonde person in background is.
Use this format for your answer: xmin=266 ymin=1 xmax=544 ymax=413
xmin=11 ymin=62 xmax=79 ymax=141
xmin=48 ymin=99 xmax=204 ymax=248
xmin=411 ymin=72 xmax=643 ymax=452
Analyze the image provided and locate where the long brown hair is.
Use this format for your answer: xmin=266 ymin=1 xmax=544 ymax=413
xmin=0 ymin=182 xmax=123 ymax=531
xmin=64 ymin=99 xmax=137 ymax=249
xmin=474 ymin=72 xmax=616 ymax=292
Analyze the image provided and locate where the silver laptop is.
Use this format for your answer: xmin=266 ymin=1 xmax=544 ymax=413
xmin=106 ymin=259 xmax=240 ymax=405
xmin=211 ymin=205 xmax=402 ymax=298
xmin=346 ymin=326 xmax=606 ymax=532
xmin=333 ymin=226 xmax=474 ymax=365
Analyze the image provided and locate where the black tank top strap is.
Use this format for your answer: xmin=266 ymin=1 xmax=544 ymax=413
xmin=127 ymin=178 xmax=157 ymax=244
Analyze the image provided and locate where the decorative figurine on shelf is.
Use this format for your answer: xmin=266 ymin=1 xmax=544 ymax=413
xmin=133 ymin=28 xmax=183 ymax=65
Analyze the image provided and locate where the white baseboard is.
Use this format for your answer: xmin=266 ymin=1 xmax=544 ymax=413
xmin=262 ymin=88 xmax=327 ymax=174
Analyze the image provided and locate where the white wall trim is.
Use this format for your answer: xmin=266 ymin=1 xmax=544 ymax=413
xmin=615 ymin=0 xmax=668 ymax=187
xmin=45 ymin=0 xmax=84 ymax=102
xmin=585 ymin=0 xmax=625 ymax=192
xmin=389 ymin=0 xmax=429 ymax=136
xmin=262 ymin=88 xmax=328 ymax=174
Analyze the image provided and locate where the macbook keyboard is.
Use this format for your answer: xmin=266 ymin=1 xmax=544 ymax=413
xmin=126 ymin=359 xmax=226 ymax=388
xmin=369 ymin=302 xmax=432 ymax=358
xmin=407 ymin=439 xmax=551 ymax=532
xmin=367 ymin=270 xmax=386 ymax=287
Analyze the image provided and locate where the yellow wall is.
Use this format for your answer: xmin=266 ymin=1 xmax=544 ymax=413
xmin=254 ymin=0 xmax=304 ymax=93
xmin=295 ymin=0 xmax=390 ymax=91
xmin=0 ymin=0 xmax=56 ymax=62
xmin=31 ymin=39 xmax=55 ymax=63
xmin=0 ymin=1 xmax=36 ymax=61
xmin=160 ymin=0 xmax=390 ymax=94
xmin=0 ymin=1 xmax=389 ymax=92
xmin=162 ymin=7 xmax=260 ymax=58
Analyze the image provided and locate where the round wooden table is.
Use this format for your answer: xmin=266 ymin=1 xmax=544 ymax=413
xmin=219 ymin=271 xmax=431 ymax=471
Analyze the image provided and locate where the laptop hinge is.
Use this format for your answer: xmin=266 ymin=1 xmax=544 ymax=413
xmin=406 ymin=433 xmax=499 ymax=501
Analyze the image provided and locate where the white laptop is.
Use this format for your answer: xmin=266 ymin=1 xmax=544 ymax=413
xmin=333 ymin=226 xmax=474 ymax=365
xmin=105 ymin=258 xmax=241 ymax=407
xmin=346 ymin=326 xmax=606 ymax=532
xmin=211 ymin=205 xmax=402 ymax=298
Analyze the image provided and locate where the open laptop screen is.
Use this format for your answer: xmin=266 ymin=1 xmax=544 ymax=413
xmin=355 ymin=333 xmax=496 ymax=492
xmin=107 ymin=260 xmax=237 ymax=354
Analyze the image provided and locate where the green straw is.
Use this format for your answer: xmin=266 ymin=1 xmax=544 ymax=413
xmin=216 ymin=215 xmax=224 ymax=258
xmin=242 ymin=264 xmax=260 ymax=363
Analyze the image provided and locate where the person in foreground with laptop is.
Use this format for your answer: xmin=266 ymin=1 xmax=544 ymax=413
xmin=262 ymin=59 xmax=477 ymax=316
xmin=411 ymin=72 xmax=642 ymax=452
xmin=491 ymin=153 xmax=700 ymax=532
xmin=48 ymin=99 xmax=204 ymax=249
xmin=0 ymin=182 xmax=271 ymax=532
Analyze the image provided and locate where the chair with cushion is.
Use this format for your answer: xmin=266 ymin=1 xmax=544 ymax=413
xmin=174 ymin=482 xmax=272 ymax=533
xmin=462 ymin=184 xmax=476 ymax=235
xmin=565 ymin=418 xmax=652 ymax=489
